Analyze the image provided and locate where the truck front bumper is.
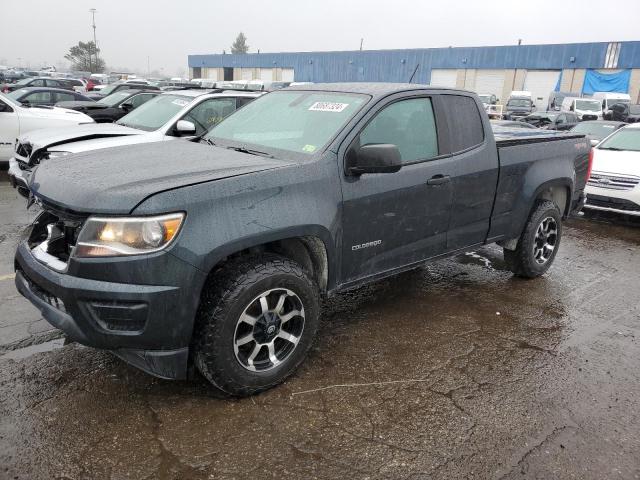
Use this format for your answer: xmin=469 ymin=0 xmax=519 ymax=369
xmin=14 ymin=241 xmax=206 ymax=380
xmin=7 ymin=157 xmax=30 ymax=198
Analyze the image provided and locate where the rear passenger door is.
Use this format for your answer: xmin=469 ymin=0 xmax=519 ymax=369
xmin=339 ymin=93 xmax=455 ymax=282
xmin=437 ymin=94 xmax=499 ymax=250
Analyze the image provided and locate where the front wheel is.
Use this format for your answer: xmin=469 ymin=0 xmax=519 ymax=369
xmin=504 ymin=200 xmax=563 ymax=278
xmin=193 ymin=254 xmax=320 ymax=396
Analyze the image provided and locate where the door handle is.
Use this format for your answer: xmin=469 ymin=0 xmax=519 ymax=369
xmin=426 ymin=174 xmax=451 ymax=186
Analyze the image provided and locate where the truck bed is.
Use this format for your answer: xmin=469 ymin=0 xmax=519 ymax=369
xmin=488 ymin=129 xmax=591 ymax=242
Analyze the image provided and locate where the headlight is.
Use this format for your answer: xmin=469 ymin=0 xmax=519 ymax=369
xmin=74 ymin=213 xmax=185 ymax=257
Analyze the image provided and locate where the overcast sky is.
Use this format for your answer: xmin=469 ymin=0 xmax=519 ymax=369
xmin=2 ymin=0 xmax=638 ymax=75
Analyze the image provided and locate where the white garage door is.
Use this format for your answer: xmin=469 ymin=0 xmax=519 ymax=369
xmin=241 ymin=68 xmax=254 ymax=81
xmin=430 ymin=69 xmax=457 ymax=88
xmin=281 ymin=68 xmax=295 ymax=82
xmin=260 ymin=68 xmax=273 ymax=82
xmin=524 ymin=71 xmax=561 ymax=111
xmin=204 ymin=68 xmax=218 ymax=81
xmin=474 ymin=70 xmax=505 ymax=100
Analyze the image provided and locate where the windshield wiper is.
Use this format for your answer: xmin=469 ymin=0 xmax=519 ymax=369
xmin=226 ymin=146 xmax=273 ymax=158
xmin=599 ymin=147 xmax=624 ymax=151
xmin=200 ymin=137 xmax=216 ymax=147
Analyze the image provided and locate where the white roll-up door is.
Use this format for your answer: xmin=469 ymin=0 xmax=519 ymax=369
xmin=241 ymin=68 xmax=254 ymax=81
xmin=524 ymin=71 xmax=561 ymax=110
xmin=474 ymin=70 xmax=506 ymax=100
xmin=204 ymin=68 xmax=218 ymax=81
xmin=282 ymin=69 xmax=295 ymax=82
xmin=260 ymin=68 xmax=273 ymax=82
xmin=430 ymin=69 xmax=458 ymax=88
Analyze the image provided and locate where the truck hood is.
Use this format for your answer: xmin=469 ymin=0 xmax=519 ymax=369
xmin=29 ymin=141 xmax=292 ymax=215
xmin=19 ymin=123 xmax=142 ymax=153
xmin=592 ymin=149 xmax=640 ymax=177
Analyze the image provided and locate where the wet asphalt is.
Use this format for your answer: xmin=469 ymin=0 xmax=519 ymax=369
xmin=1 ymin=174 xmax=639 ymax=480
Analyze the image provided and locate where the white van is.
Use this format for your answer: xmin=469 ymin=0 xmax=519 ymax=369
xmin=561 ymin=97 xmax=602 ymax=120
xmin=592 ymin=92 xmax=631 ymax=116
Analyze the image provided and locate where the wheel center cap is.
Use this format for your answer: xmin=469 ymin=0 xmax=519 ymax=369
xmin=266 ymin=325 xmax=276 ymax=335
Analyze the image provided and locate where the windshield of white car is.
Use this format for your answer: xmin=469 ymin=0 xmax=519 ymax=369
xmin=206 ymin=90 xmax=369 ymax=156
xmin=575 ymin=100 xmax=600 ymax=111
xmin=570 ymin=122 xmax=618 ymax=139
xmin=507 ymin=99 xmax=531 ymax=107
xmin=97 ymin=91 xmax=131 ymax=107
xmin=478 ymin=95 xmax=492 ymax=104
xmin=116 ymin=94 xmax=190 ymax=131
xmin=598 ymin=129 xmax=640 ymax=152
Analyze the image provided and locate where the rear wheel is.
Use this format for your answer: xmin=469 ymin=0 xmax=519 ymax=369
xmin=504 ymin=200 xmax=562 ymax=278
xmin=193 ymin=254 xmax=320 ymax=396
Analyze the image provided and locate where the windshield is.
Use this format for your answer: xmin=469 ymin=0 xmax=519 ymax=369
xmin=570 ymin=122 xmax=618 ymax=140
xmin=206 ymin=91 xmax=369 ymax=155
xmin=598 ymin=129 xmax=640 ymax=152
xmin=507 ymin=98 xmax=531 ymax=108
xmin=116 ymin=94 xmax=190 ymax=131
xmin=98 ymin=84 xmax=118 ymax=96
xmin=15 ymin=78 xmax=33 ymax=86
xmin=97 ymin=91 xmax=131 ymax=107
xmin=575 ymin=100 xmax=601 ymax=112
xmin=629 ymin=105 xmax=640 ymax=114
xmin=606 ymin=98 xmax=629 ymax=107
xmin=478 ymin=95 xmax=492 ymax=104
xmin=6 ymin=89 xmax=29 ymax=101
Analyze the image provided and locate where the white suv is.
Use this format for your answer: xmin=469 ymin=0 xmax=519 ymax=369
xmin=8 ymin=90 xmax=263 ymax=195
xmin=585 ymin=124 xmax=640 ymax=216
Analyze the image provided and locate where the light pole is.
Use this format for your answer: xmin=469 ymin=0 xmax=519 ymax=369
xmin=90 ymin=8 xmax=98 ymax=72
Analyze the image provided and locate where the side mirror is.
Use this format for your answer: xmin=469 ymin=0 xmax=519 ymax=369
xmin=590 ymin=139 xmax=599 ymax=147
xmin=347 ymin=144 xmax=402 ymax=176
xmin=120 ymin=102 xmax=133 ymax=111
xmin=174 ymin=120 xmax=196 ymax=136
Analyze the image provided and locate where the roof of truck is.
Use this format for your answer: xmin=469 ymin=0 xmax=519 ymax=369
xmin=285 ymin=82 xmax=460 ymax=97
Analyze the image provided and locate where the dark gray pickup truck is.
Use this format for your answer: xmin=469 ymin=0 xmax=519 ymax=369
xmin=15 ymin=83 xmax=591 ymax=396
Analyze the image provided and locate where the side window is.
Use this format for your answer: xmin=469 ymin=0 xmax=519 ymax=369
xmin=359 ymin=97 xmax=438 ymax=164
xmin=24 ymin=91 xmax=53 ymax=104
xmin=54 ymin=92 xmax=76 ymax=102
xmin=556 ymin=114 xmax=566 ymax=124
xmin=438 ymin=95 xmax=484 ymax=152
xmin=183 ymin=98 xmax=238 ymax=135
xmin=236 ymin=97 xmax=255 ymax=109
xmin=46 ymin=79 xmax=61 ymax=88
xmin=130 ymin=94 xmax=155 ymax=108
xmin=31 ymin=79 xmax=46 ymax=87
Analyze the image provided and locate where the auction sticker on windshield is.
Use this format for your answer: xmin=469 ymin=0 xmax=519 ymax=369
xmin=309 ymin=102 xmax=349 ymax=112
xmin=172 ymin=99 xmax=189 ymax=107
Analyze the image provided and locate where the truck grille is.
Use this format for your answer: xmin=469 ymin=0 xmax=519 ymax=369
xmin=28 ymin=209 xmax=85 ymax=268
xmin=588 ymin=173 xmax=640 ymax=191
xmin=586 ymin=194 xmax=640 ymax=212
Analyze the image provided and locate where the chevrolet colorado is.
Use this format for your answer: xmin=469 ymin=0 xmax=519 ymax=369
xmin=15 ymin=84 xmax=590 ymax=396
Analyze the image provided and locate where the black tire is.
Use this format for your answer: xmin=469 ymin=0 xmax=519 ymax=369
xmin=193 ymin=254 xmax=320 ymax=396
xmin=504 ymin=200 xmax=563 ymax=278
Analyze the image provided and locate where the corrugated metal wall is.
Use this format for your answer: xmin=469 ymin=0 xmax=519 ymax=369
xmin=188 ymin=42 xmax=640 ymax=83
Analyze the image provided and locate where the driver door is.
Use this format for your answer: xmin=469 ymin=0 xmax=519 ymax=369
xmin=339 ymin=94 xmax=454 ymax=283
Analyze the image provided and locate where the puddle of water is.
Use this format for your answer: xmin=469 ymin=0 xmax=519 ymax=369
xmin=1 ymin=338 xmax=65 ymax=360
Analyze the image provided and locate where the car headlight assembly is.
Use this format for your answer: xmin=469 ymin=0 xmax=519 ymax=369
xmin=74 ymin=213 xmax=185 ymax=257
xmin=43 ymin=151 xmax=72 ymax=160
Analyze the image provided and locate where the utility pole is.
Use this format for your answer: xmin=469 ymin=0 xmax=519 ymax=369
xmin=147 ymin=56 xmax=150 ymax=78
xmin=90 ymin=8 xmax=98 ymax=72
xmin=360 ymin=38 xmax=364 ymax=51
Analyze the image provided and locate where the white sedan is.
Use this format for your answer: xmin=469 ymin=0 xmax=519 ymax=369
xmin=584 ymin=124 xmax=640 ymax=216
xmin=0 ymin=92 xmax=93 ymax=165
